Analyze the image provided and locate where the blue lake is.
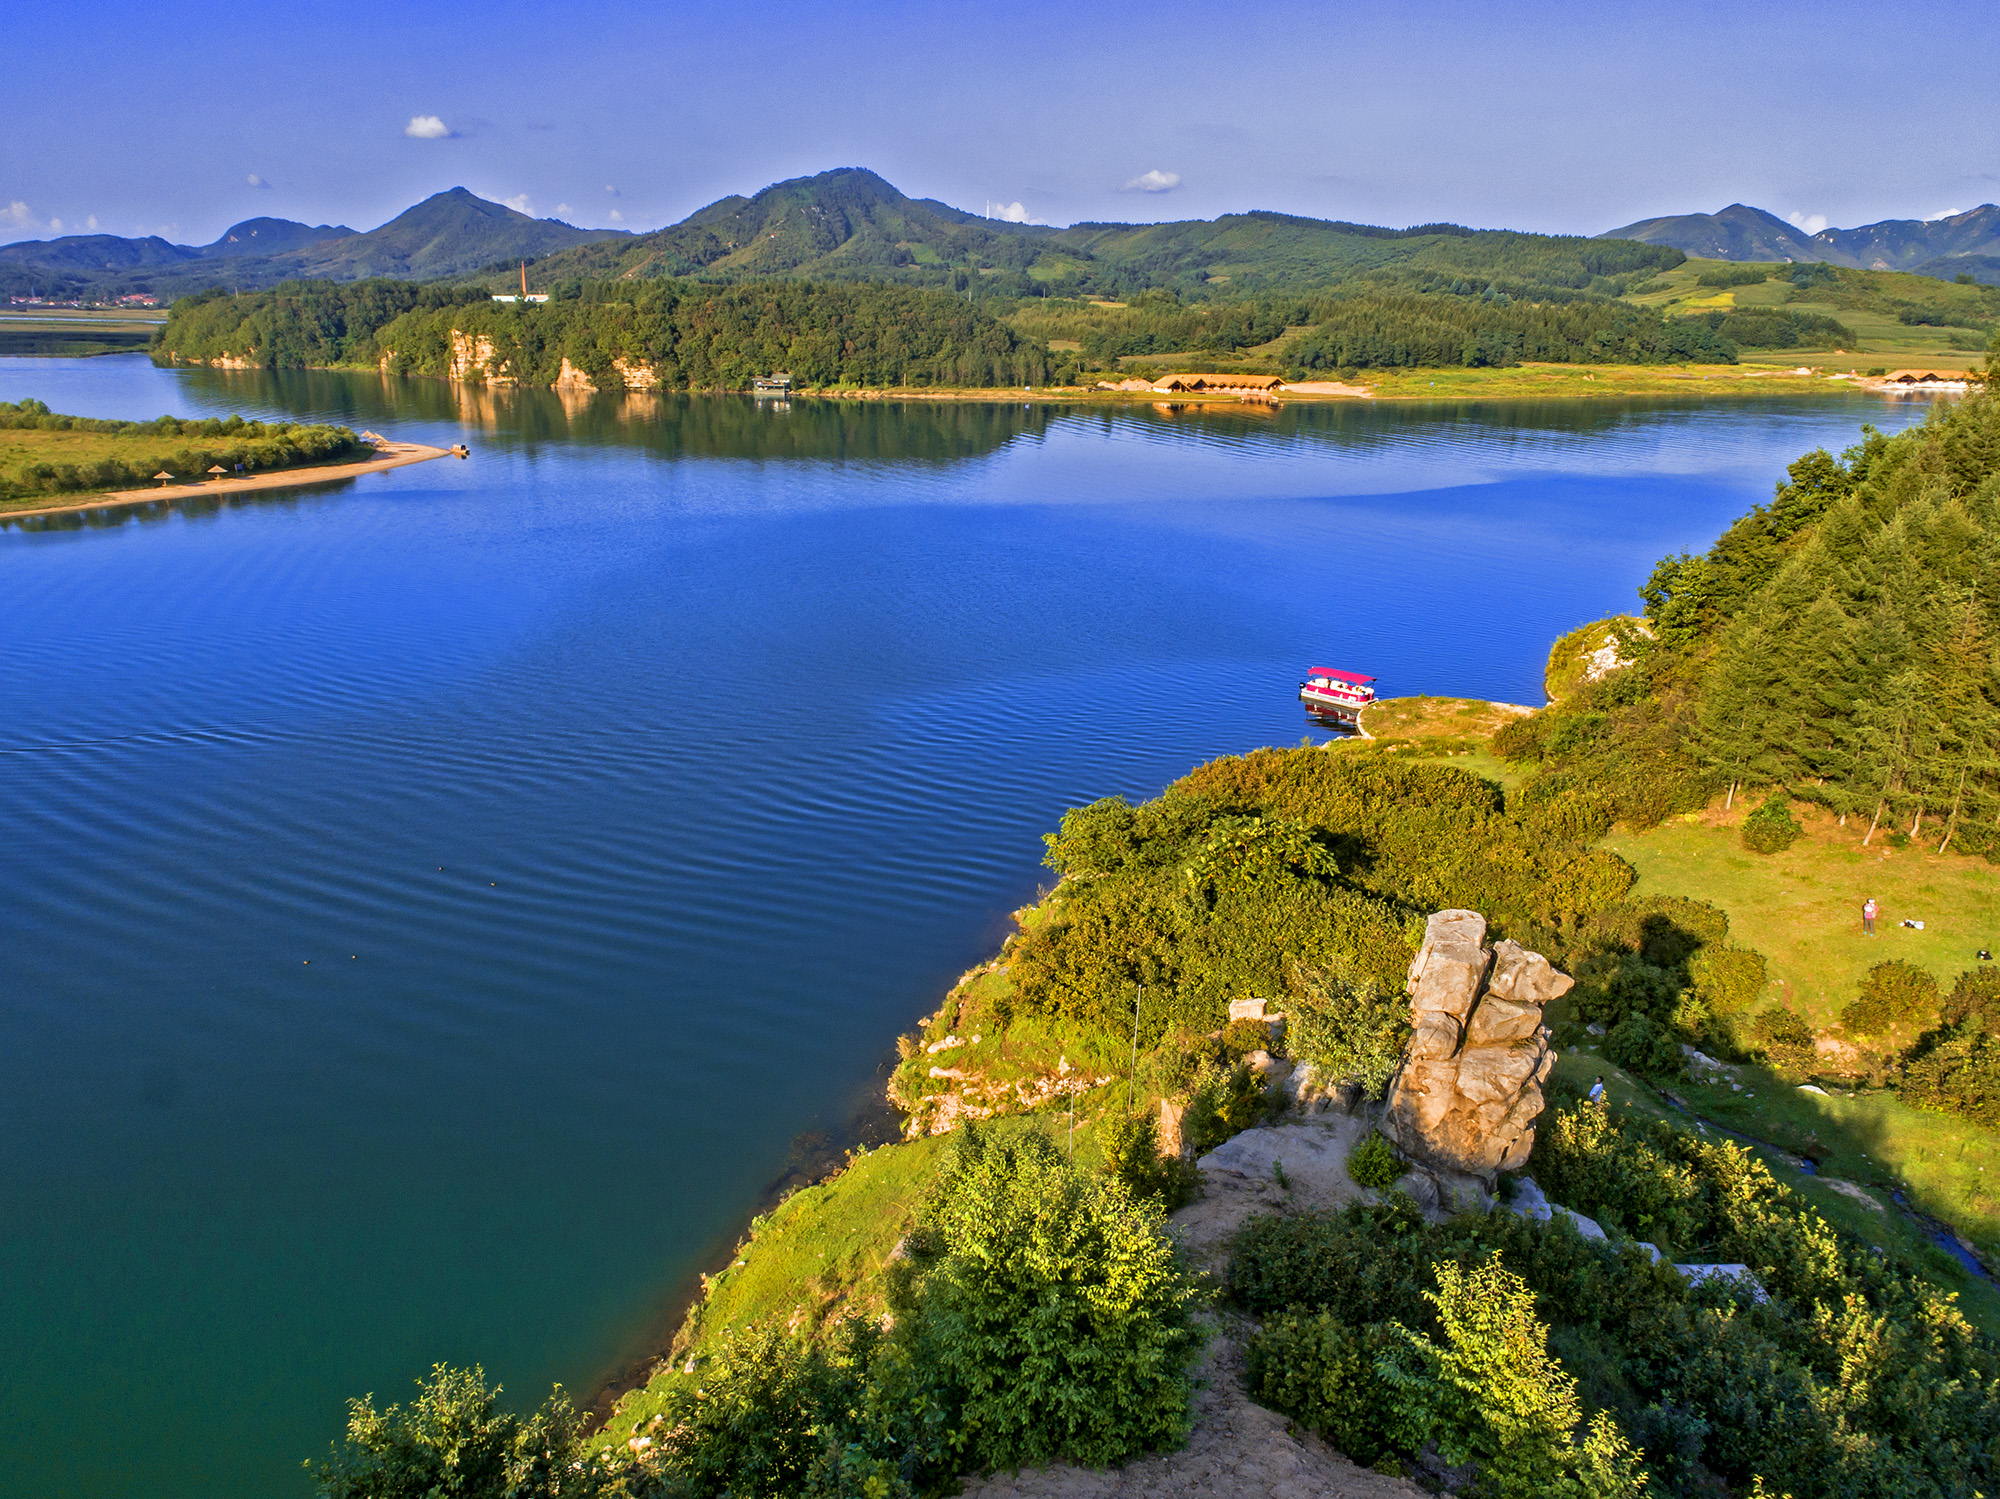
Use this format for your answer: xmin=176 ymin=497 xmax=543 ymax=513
xmin=0 ymin=357 xmax=1935 ymax=1498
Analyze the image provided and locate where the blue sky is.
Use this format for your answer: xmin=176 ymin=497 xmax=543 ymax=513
xmin=5 ymin=0 xmax=1997 ymax=245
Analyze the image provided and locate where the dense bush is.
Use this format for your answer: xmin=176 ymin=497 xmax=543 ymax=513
xmin=1686 ymin=945 xmax=1767 ymax=1013
xmin=1245 ymin=1310 xmax=1399 ymax=1465
xmin=911 ymin=1126 xmax=1205 ymax=1469
xmin=1739 ymin=796 xmax=1801 ymax=854
xmin=1842 ymin=959 xmax=1940 ymax=1036
xmin=1018 ymin=748 xmax=1631 ymax=1044
xmin=310 ymin=1364 xmax=616 ymax=1499
xmin=1604 ymin=1014 xmax=1685 ymax=1079
xmin=1101 ymin=1108 xmax=1200 ymax=1210
xmin=1898 ymin=966 xmax=2000 ymax=1124
xmin=1347 ymin=1131 xmax=1402 ymax=1189
xmin=1285 ymin=962 xmax=1410 ymax=1099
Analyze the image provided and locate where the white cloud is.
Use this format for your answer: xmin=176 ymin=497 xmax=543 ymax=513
xmin=556 ymin=202 xmax=572 ymax=216
xmin=86 ymin=214 xmax=98 ymax=231
xmin=247 ymin=173 xmax=273 ymax=189
xmin=1787 ymin=211 xmax=1829 ymax=234
xmin=608 ymin=209 xmax=624 ymax=222
xmin=604 ymin=184 xmax=621 ymax=197
xmin=404 ymin=114 xmax=454 ymax=139
xmin=4 ymin=201 xmax=36 ymax=229
xmin=1929 ymin=206 xmax=1967 ymax=221
xmin=986 ymin=200 xmax=1035 ymax=223
xmin=504 ymin=193 xmax=533 ymax=214
xmin=1122 ymin=169 xmax=1182 ymax=194
xmin=49 ymin=217 xmax=62 ymax=232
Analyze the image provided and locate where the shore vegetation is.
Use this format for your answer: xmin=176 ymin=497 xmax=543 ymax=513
xmin=0 ymin=397 xmax=369 ymax=507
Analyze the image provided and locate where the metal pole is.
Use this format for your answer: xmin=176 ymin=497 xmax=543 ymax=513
xmin=1128 ymin=986 xmax=1142 ymax=1113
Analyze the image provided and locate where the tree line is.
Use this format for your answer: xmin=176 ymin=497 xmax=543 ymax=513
xmin=158 ymin=279 xmax=1067 ymax=389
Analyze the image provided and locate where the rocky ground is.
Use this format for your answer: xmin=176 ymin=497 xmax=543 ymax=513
xmin=960 ymin=1119 xmax=1435 ymax=1499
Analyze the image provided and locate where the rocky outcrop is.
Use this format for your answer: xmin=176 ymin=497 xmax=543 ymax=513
xmin=613 ymin=357 xmax=660 ymax=389
xmin=447 ymin=330 xmax=511 ymax=384
xmin=1383 ymin=910 xmax=1570 ymax=1182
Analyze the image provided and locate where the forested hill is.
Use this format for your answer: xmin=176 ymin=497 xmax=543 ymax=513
xmin=158 ymin=279 xmax=1063 ymax=390
xmin=1498 ymin=363 xmax=2000 ymax=859
xmin=512 ymin=167 xmax=1687 ymax=301
xmin=156 ymin=273 xmax=1753 ymax=384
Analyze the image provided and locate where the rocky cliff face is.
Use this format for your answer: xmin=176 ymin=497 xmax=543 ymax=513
xmin=1382 ymin=910 xmax=1570 ymax=1181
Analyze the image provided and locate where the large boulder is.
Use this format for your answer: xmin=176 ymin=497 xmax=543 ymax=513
xmin=1383 ymin=911 xmax=1571 ymax=1181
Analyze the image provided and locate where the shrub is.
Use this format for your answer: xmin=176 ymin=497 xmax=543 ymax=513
xmin=1286 ymin=962 xmax=1410 ymax=1100
xmin=1942 ymin=965 xmax=2000 ymax=1029
xmin=1741 ymin=796 xmax=1801 ymax=854
xmin=1900 ymin=1025 xmax=2000 ymax=1127
xmin=1387 ymin=1257 xmax=1647 ymax=1499
xmin=1688 ymin=945 xmax=1767 ymax=1013
xmin=646 ymin=1325 xmax=859 ymax=1499
xmin=1348 ymin=1131 xmax=1403 ymax=1189
xmin=1102 ymin=1108 xmax=1199 ymax=1210
xmin=914 ymin=1125 xmax=1205 ymax=1470
xmin=310 ymin=1364 xmax=611 ymax=1499
xmin=1244 ymin=1311 xmax=1397 ymax=1466
xmin=1841 ymin=960 xmax=1939 ymax=1036
xmin=1605 ymin=1013 xmax=1685 ymax=1079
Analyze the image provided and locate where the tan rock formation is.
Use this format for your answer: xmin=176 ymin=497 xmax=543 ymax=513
xmin=1383 ymin=910 xmax=1570 ymax=1181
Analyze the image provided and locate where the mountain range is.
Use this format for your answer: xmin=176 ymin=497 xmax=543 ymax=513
xmin=1599 ymin=203 xmax=2000 ymax=282
xmin=0 ymin=189 xmax=628 ymax=299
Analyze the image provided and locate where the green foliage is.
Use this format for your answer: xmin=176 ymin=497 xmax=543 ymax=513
xmin=1022 ymin=747 xmax=1630 ymax=1047
xmin=1739 ymin=796 xmax=1801 ymax=854
xmin=1687 ymin=945 xmax=1768 ymax=1014
xmin=1101 ymin=1108 xmax=1199 ymax=1210
xmin=1676 ymin=307 xmax=1854 ymax=350
xmin=309 ymin=1363 xmax=618 ymax=1499
xmin=157 ymin=280 xmax=487 ymax=368
xmin=1287 ymin=293 xmax=1736 ymax=372
xmin=1347 ymin=1131 xmax=1403 ymax=1189
xmin=1694 ymin=265 xmax=1774 ymax=289
xmin=161 ymin=278 xmax=1065 ymax=389
xmin=1842 ymin=959 xmax=1940 ymax=1036
xmin=913 ymin=1125 xmax=1205 ymax=1470
xmin=647 ymin=1326 xmax=863 ymax=1499
xmin=1245 ymin=1310 xmax=1399 ymax=1465
xmin=1390 ymin=1257 xmax=1643 ymax=1499
xmin=1235 ymin=1101 xmax=2000 ymax=1497
xmin=1605 ymin=1015 xmax=1685 ymax=1079
xmin=1178 ymin=1054 xmax=1270 ymax=1156
xmin=1285 ymin=963 xmax=1410 ymax=1099
xmin=0 ymin=397 xmax=367 ymax=501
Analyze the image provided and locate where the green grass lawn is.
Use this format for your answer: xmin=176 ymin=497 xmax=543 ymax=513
xmin=1602 ymin=803 xmax=2000 ymax=1030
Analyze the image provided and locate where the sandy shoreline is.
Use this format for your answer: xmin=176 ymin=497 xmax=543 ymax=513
xmin=0 ymin=440 xmax=453 ymax=521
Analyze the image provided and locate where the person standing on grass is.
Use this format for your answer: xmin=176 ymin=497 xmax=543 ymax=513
xmin=1864 ymin=896 xmax=1879 ymax=936
xmin=1589 ymin=1076 xmax=1606 ymax=1105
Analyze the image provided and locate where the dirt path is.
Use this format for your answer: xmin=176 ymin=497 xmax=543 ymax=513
xmin=0 ymin=441 xmax=453 ymax=521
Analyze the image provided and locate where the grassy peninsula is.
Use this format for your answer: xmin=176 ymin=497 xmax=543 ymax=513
xmin=0 ymin=397 xmax=375 ymax=513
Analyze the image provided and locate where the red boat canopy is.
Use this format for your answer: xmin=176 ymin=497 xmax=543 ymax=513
xmin=1308 ymin=668 xmax=1376 ymax=684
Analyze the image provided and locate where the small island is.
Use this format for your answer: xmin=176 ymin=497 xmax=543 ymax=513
xmin=0 ymin=398 xmax=448 ymax=520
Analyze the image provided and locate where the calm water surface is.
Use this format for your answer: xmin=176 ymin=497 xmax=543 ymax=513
xmin=0 ymin=357 xmax=1934 ymax=1498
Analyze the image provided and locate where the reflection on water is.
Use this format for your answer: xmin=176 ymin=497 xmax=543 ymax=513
xmin=0 ymin=355 xmax=1942 ymax=1499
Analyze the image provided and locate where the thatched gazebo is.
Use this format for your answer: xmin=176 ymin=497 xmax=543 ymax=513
xmin=153 ymin=471 xmax=174 ymax=487
xmin=207 ymin=466 xmax=227 ymax=482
